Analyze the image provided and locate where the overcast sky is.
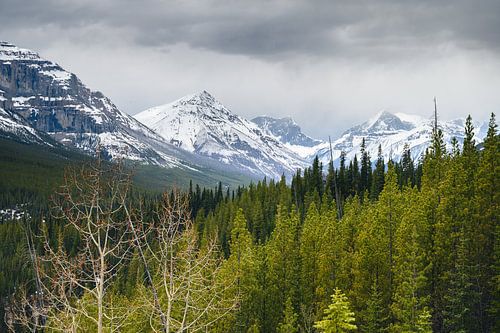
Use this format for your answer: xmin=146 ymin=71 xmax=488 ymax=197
xmin=1 ymin=0 xmax=499 ymax=138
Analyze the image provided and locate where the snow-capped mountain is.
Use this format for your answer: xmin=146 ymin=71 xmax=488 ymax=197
xmin=0 ymin=42 xmax=490 ymax=183
xmin=251 ymin=116 xmax=324 ymax=159
xmin=134 ymin=91 xmax=309 ymax=179
xmin=0 ymin=41 xmax=199 ymax=169
xmin=311 ymin=111 xmax=488 ymax=167
xmin=251 ymin=116 xmax=321 ymax=147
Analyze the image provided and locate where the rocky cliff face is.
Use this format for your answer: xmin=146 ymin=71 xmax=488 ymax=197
xmin=251 ymin=116 xmax=321 ymax=147
xmin=0 ymin=41 xmax=194 ymax=167
xmin=0 ymin=42 xmax=106 ymax=133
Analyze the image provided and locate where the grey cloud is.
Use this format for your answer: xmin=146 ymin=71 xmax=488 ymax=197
xmin=1 ymin=0 xmax=499 ymax=139
xmin=1 ymin=0 xmax=499 ymax=61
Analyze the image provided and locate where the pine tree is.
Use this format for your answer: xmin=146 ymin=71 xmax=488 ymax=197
xmin=415 ymin=308 xmax=433 ymax=333
xmin=316 ymin=202 xmax=341 ymax=317
xmin=419 ymin=116 xmax=448 ymax=330
xmin=377 ymin=162 xmax=401 ymax=300
xmin=314 ymin=288 xmax=357 ymax=333
xmin=473 ymin=113 xmax=498 ymax=331
xmin=277 ymin=297 xmax=299 ymax=333
xmin=300 ymin=202 xmax=322 ymax=312
xmin=364 ymin=280 xmax=386 ymax=333
xmin=371 ymin=144 xmax=385 ymax=200
xmin=265 ymin=206 xmax=300 ymax=331
xmin=359 ymin=138 xmax=372 ymax=197
xmin=391 ymin=188 xmax=428 ymax=333
xmin=222 ymin=208 xmax=260 ymax=332
xmin=336 ymin=197 xmax=361 ymax=293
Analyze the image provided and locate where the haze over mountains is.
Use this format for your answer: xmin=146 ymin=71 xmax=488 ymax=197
xmin=0 ymin=42 xmax=489 ymax=183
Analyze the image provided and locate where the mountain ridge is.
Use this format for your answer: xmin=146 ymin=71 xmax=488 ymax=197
xmin=134 ymin=90 xmax=309 ymax=179
xmin=0 ymin=41 xmax=491 ymax=184
xmin=311 ymin=110 xmax=488 ymax=167
xmin=0 ymin=41 xmax=258 ymax=185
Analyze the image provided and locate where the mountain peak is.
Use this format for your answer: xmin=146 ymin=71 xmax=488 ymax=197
xmin=0 ymin=41 xmax=41 ymax=61
xmin=354 ymin=110 xmax=415 ymax=134
xmin=188 ymin=89 xmax=214 ymax=99
xmin=135 ymin=93 xmax=307 ymax=179
xmin=0 ymin=41 xmax=191 ymax=166
xmin=252 ymin=115 xmax=321 ymax=148
xmin=366 ymin=110 xmax=396 ymax=125
xmin=174 ymin=90 xmax=226 ymax=110
xmin=190 ymin=89 xmax=213 ymax=99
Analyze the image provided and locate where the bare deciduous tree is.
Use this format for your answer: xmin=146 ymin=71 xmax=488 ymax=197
xmin=7 ymin=160 xmax=237 ymax=333
xmin=133 ymin=190 xmax=238 ymax=333
xmin=8 ymin=159 xmax=134 ymax=333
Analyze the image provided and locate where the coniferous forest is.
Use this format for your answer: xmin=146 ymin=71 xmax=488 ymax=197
xmin=0 ymin=114 xmax=498 ymax=332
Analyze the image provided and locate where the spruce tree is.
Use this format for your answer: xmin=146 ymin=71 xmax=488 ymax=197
xmin=339 ymin=152 xmax=347 ymax=201
xmin=391 ymin=188 xmax=428 ymax=333
xmin=300 ymin=202 xmax=322 ymax=312
xmin=364 ymin=280 xmax=386 ymax=333
xmin=352 ymin=156 xmax=360 ymax=197
xmin=314 ymin=288 xmax=357 ymax=333
xmin=400 ymin=143 xmax=415 ymax=188
xmin=473 ymin=113 xmax=498 ymax=331
xmin=371 ymin=144 xmax=385 ymax=200
xmin=312 ymin=156 xmax=324 ymax=199
xmin=277 ymin=297 xmax=299 ymax=333
xmin=359 ymin=138 xmax=372 ymax=197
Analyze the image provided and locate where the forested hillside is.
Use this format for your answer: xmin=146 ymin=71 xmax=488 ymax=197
xmin=1 ymin=114 xmax=498 ymax=332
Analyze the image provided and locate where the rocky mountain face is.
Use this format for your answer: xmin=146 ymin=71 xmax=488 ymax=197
xmin=0 ymin=41 xmax=198 ymax=169
xmin=252 ymin=116 xmax=321 ymax=147
xmin=0 ymin=102 xmax=50 ymax=145
xmin=134 ymin=91 xmax=309 ymax=179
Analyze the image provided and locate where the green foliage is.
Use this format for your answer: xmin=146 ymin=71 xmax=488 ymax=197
xmin=277 ymin=297 xmax=298 ymax=333
xmin=314 ymin=288 xmax=357 ymax=332
xmin=264 ymin=206 xmax=300 ymax=331
xmin=416 ymin=308 xmax=433 ymax=333
xmin=364 ymin=280 xmax=386 ymax=333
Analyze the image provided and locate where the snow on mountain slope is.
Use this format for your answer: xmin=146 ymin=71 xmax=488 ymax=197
xmin=135 ymin=91 xmax=309 ymax=179
xmin=251 ymin=116 xmax=321 ymax=147
xmin=251 ymin=115 xmax=325 ymax=159
xmin=0 ymin=106 xmax=47 ymax=144
xmin=0 ymin=41 xmax=197 ymax=169
xmin=0 ymin=88 xmax=51 ymax=144
xmin=312 ymin=110 xmax=487 ymax=167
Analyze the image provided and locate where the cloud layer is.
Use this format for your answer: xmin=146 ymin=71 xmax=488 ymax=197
xmin=2 ymin=0 xmax=499 ymax=137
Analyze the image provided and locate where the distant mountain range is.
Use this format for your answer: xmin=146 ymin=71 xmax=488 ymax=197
xmin=0 ymin=41 xmax=263 ymax=183
xmin=310 ymin=111 xmax=488 ymax=167
xmin=0 ymin=41 xmax=490 ymax=184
